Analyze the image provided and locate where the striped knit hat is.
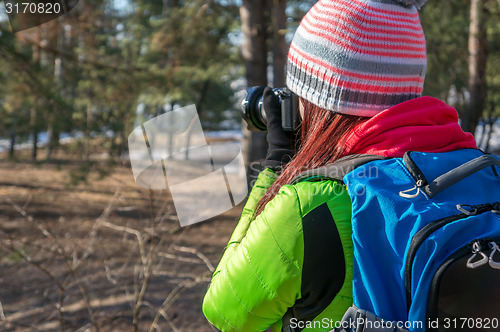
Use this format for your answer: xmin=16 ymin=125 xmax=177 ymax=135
xmin=286 ymin=0 xmax=428 ymax=117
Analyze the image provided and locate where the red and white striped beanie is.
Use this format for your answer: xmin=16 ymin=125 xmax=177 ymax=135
xmin=287 ymin=0 xmax=428 ymax=117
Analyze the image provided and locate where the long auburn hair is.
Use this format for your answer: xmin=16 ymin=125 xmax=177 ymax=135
xmin=254 ymin=98 xmax=368 ymax=216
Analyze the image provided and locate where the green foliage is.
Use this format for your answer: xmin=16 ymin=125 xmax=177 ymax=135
xmin=1 ymin=0 xmax=497 ymax=157
xmin=0 ymin=0 xmax=243 ymax=160
xmin=142 ymin=0 xmax=241 ymax=122
xmin=421 ymin=0 xmax=500 ymax=147
xmin=420 ymin=0 xmax=469 ymax=102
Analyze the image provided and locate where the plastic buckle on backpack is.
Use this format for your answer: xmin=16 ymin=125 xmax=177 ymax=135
xmin=467 ymin=241 xmax=489 ymax=269
xmin=457 ymin=204 xmax=479 ymax=216
xmin=488 ymin=241 xmax=500 ymax=270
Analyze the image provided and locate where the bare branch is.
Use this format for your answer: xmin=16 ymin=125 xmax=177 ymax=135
xmin=3 ymin=197 xmax=65 ymax=257
xmin=98 ymin=220 xmax=146 ymax=263
xmin=149 ymin=273 xmax=210 ymax=332
xmin=172 ymin=245 xmax=215 ymax=273
xmin=77 ymin=187 xmax=123 ymax=268
xmin=158 ymin=252 xmax=204 ymax=265
xmin=1 ymin=196 xmax=102 ymax=331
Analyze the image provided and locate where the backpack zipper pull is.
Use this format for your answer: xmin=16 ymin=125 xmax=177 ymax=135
xmin=457 ymin=204 xmax=479 ymax=216
xmin=457 ymin=203 xmax=497 ymax=216
xmin=466 ymin=240 xmax=489 ymax=269
xmin=399 ymin=179 xmax=424 ymax=199
xmin=488 ymin=241 xmax=500 ymax=269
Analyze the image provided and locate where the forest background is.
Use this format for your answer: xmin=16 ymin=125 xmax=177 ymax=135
xmin=0 ymin=0 xmax=499 ymax=331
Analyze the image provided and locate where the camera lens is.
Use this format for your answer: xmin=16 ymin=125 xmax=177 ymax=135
xmin=241 ymin=86 xmax=267 ymax=131
xmin=241 ymin=86 xmax=299 ymax=132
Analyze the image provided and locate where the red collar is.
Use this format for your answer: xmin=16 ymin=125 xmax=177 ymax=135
xmin=344 ymin=96 xmax=477 ymax=158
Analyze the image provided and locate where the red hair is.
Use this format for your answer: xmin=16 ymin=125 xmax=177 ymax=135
xmin=255 ymin=99 xmax=368 ymax=216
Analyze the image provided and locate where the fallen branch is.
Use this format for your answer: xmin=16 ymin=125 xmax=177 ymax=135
xmin=98 ymin=220 xmax=146 ymax=264
xmin=171 ymin=245 xmax=215 ymax=273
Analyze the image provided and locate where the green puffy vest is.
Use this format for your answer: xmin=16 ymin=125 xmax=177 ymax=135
xmin=203 ymin=168 xmax=353 ymax=331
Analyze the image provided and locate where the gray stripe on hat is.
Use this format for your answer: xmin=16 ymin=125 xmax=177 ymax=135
xmin=286 ymin=64 xmax=420 ymax=111
xmin=287 ymin=60 xmax=424 ymax=89
xmin=291 ymin=32 xmax=426 ymax=77
xmin=287 ymin=60 xmax=425 ymax=89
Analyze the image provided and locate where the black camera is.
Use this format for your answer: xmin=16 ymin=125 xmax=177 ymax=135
xmin=241 ymin=86 xmax=299 ymax=132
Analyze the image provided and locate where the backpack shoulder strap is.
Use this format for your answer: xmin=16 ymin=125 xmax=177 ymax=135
xmin=290 ymin=154 xmax=387 ymax=185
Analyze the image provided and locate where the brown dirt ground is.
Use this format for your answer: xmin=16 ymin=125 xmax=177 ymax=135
xmin=0 ymin=143 xmax=244 ymax=332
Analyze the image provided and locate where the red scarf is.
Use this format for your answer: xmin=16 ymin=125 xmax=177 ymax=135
xmin=344 ymin=96 xmax=477 ymax=158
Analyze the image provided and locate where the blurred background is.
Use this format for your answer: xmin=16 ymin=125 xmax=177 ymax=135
xmin=0 ymin=0 xmax=498 ymax=331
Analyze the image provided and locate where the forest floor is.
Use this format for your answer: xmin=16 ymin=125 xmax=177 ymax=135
xmin=0 ymin=141 xmax=244 ymax=332
xmin=3 ymin=133 xmax=498 ymax=332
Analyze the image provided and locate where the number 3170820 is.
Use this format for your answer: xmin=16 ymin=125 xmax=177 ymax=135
xmin=443 ymin=318 xmax=499 ymax=329
xmin=6 ymin=2 xmax=62 ymax=14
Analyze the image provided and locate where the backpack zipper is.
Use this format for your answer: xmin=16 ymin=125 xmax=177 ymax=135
xmin=404 ymin=202 xmax=500 ymax=310
xmin=403 ymin=152 xmax=429 ymax=186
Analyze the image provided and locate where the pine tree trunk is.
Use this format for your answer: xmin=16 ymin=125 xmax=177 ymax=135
xmin=272 ymin=0 xmax=287 ymax=88
xmin=31 ymin=26 xmax=42 ymax=161
xmin=463 ymin=0 xmax=487 ymax=135
xmin=9 ymin=114 xmax=16 ymax=159
xmin=46 ymin=22 xmax=64 ymax=161
xmin=240 ymin=0 xmax=271 ymax=184
xmin=240 ymin=0 xmax=270 ymax=87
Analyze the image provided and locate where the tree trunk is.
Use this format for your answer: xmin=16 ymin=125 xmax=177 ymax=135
xmin=44 ymin=125 xmax=58 ymax=163
xmin=30 ymin=107 xmax=38 ymax=160
xmin=85 ymin=105 xmax=92 ymax=161
xmin=462 ymin=0 xmax=487 ymax=134
xmin=46 ymin=22 xmax=65 ymax=161
xmin=240 ymin=0 xmax=270 ymax=87
xmin=9 ymin=113 xmax=17 ymax=159
xmin=9 ymin=132 xmax=15 ymax=159
xmin=240 ymin=0 xmax=271 ymax=185
xmin=484 ymin=116 xmax=496 ymax=153
xmin=31 ymin=26 xmax=42 ymax=161
xmin=272 ymin=0 xmax=287 ymax=88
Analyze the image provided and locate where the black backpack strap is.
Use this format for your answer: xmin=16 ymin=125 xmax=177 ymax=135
xmin=290 ymin=154 xmax=387 ymax=185
xmin=424 ymin=154 xmax=500 ymax=198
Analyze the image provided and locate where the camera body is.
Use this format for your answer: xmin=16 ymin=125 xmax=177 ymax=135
xmin=241 ymin=86 xmax=299 ymax=132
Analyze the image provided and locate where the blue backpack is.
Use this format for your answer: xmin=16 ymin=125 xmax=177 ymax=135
xmin=320 ymin=149 xmax=500 ymax=331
